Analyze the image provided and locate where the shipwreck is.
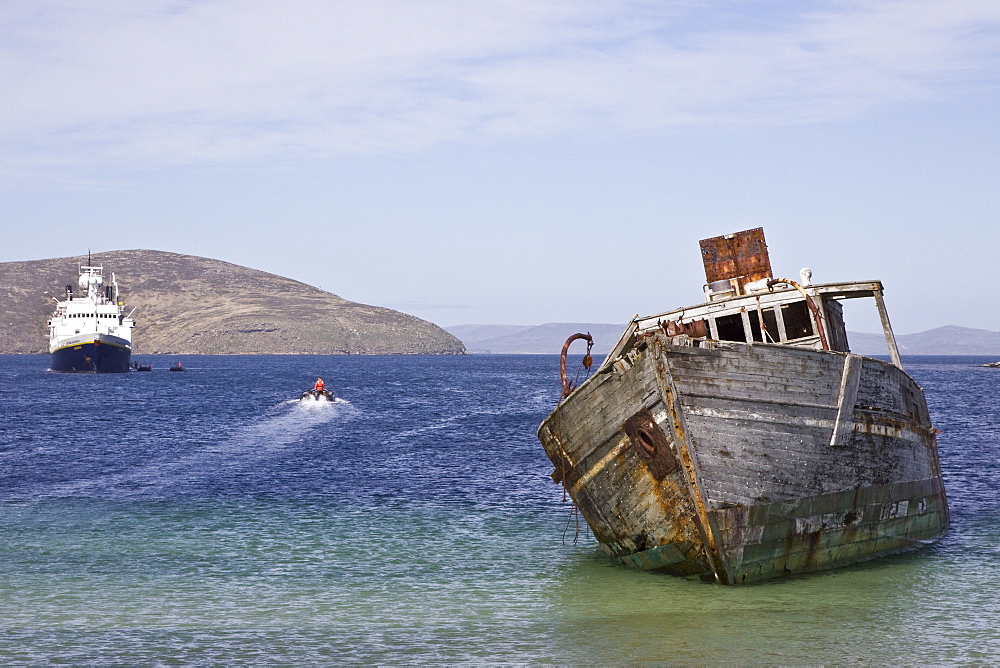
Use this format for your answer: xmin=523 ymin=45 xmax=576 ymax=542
xmin=537 ymin=228 xmax=949 ymax=584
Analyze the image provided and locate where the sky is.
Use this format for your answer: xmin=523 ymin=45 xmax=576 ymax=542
xmin=2 ymin=0 xmax=998 ymax=334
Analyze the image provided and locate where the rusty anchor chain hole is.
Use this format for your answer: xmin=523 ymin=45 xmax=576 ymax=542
xmin=623 ymin=409 xmax=680 ymax=481
xmin=636 ymin=428 xmax=657 ymax=457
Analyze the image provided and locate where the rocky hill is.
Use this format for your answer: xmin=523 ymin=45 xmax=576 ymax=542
xmin=0 ymin=250 xmax=465 ymax=355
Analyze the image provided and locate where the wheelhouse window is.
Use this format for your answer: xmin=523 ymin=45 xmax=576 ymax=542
xmin=781 ymin=301 xmax=813 ymax=339
xmin=706 ymin=299 xmax=818 ymax=344
xmin=715 ymin=313 xmax=747 ymax=342
xmin=749 ymin=307 xmax=779 ymax=343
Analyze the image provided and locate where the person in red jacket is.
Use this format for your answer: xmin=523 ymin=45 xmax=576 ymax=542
xmin=313 ymin=377 xmax=325 ymax=392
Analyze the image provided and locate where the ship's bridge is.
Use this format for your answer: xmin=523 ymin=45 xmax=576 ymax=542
xmin=609 ymin=229 xmax=904 ymax=370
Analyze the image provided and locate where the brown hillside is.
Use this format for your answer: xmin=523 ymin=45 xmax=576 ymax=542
xmin=0 ymin=250 xmax=465 ymax=355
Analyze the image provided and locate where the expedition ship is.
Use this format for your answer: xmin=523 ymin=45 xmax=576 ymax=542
xmin=537 ymin=228 xmax=949 ymax=584
xmin=47 ymin=262 xmax=135 ymax=373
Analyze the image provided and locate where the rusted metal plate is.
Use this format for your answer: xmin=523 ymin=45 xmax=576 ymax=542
xmin=623 ymin=408 xmax=680 ymax=481
xmin=700 ymin=228 xmax=771 ymax=288
xmin=662 ymin=318 xmax=708 ymax=338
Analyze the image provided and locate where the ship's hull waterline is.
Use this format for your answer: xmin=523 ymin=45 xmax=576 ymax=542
xmin=538 ymin=334 xmax=949 ymax=584
xmin=50 ymin=334 xmax=132 ymax=373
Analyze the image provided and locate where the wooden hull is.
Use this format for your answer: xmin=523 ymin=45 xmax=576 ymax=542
xmin=537 ymin=333 xmax=949 ymax=584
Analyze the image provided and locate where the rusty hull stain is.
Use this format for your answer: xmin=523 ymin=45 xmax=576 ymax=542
xmin=623 ymin=408 xmax=679 ymax=480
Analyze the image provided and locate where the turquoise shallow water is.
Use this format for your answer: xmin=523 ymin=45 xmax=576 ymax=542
xmin=0 ymin=354 xmax=997 ymax=663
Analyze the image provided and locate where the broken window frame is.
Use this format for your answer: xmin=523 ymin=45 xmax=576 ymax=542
xmin=625 ymin=281 xmax=903 ymax=370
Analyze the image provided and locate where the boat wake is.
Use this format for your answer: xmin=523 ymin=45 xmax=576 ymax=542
xmin=35 ymin=398 xmax=356 ymax=500
xmin=229 ymin=396 xmax=353 ymax=447
xmin=287 ymin=396 xmax=352 ymax=410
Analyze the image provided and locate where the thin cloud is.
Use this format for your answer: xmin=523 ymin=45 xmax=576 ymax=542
xmin=2 ymin=0 xmax=998 ymax=167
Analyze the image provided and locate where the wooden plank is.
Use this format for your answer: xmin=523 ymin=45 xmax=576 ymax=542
xmin=830 ymin=354 xmax=862 ymax=446
xmin=873 ymin=288 xmax=903 ymax=369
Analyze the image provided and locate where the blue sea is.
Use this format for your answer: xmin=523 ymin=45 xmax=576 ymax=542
xmin=1 ymin=354 xmax=998 ymax=664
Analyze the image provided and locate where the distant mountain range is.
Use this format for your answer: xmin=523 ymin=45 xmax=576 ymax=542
xmin=445 ymin=323 xmax=1000 ymax=356
xmin=445 ymin=323 xmax=628 ymax=355
xmin=846 ymin=325 xmax=1000 ymax=356
xmin=1 ymin=251 xmax=464 ymax=355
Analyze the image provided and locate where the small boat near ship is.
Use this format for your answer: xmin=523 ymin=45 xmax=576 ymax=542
xmin=131 ymin=361 xmax=152 ymax=371
xmin=47 ymin=260 xmax=135 ymax=373
xmin=169 ymin=363 xmax=185 ymax=372
xmin=301 ymin=377 xmax=334 ymax=401
xmin=537 ymin=228 xmax=949 ymax=584
xmin=300 ymin=388 xmax=336 ymax=402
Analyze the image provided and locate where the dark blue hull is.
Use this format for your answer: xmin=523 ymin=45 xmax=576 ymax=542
xmin=50 ymin=339 xmax=132 ymax=373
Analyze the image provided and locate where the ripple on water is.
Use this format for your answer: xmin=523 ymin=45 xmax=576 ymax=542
xmin=0 ymin=354 xmax=997 ymax=663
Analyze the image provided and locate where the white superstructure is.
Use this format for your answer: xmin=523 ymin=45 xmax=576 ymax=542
xmin=48 ymin=264 xmax=136 ymax=372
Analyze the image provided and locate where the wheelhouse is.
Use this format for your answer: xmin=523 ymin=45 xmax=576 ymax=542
xmin=632 ymin=280 xmax=902 ymax=367
xmin=605 ymin=229 xmax=904 ymax=369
